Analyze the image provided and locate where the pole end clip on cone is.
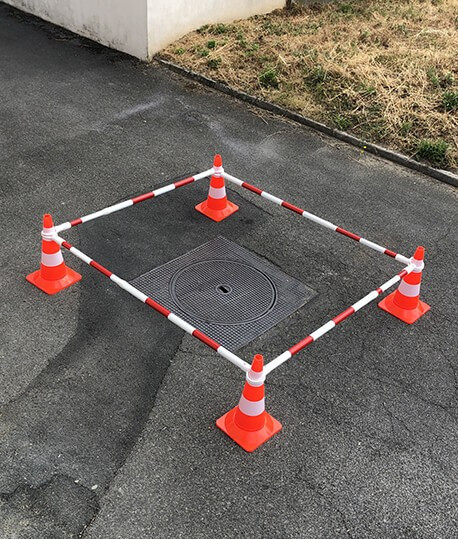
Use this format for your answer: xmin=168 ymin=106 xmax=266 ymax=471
xmin=378 ymin=246 xmax=430 ymax=324
xmin=196 ymin=154 xmax=238 ymax=222
xmin=26 ymin=214 xmax=81 ymax=295
xmin=216 ymin=354 xmax=282 ymax=452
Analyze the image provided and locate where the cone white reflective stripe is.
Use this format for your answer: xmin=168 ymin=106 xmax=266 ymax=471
xmin=398 ymin=280 xmax=421 ymax=297
xmin=208 ymin=185 xmax=226 ymax=199
xmin=41 ymin=251 xmax=64 ymax=267
xmin=238 ymin=395 xmax=265 ymax=416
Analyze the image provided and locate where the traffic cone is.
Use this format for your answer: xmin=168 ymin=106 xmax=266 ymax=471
xmin=216 ymin=354 xmax=281 ymax=452
xmin=378 ymin=246 xmax=430 ymax=324
xmin=26 ymin=214 xmax=81 ymax=295
xmin=195 ymin=154 xmax=238 ymax=222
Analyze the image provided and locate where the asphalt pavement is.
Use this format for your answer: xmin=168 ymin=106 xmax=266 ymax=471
xmin=1 ymin=5 xmax=457 ymax=538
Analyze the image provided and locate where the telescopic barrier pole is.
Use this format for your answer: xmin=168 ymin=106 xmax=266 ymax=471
xmin=53 ymin=233 xmax=251 ymax=373
xmin=222 ymin=171 xmax=410 ymax=266
xmin=264 ymin=263 xmax=415 ymax=375
xmin=55 ymin=168 xmax=214 ymax=233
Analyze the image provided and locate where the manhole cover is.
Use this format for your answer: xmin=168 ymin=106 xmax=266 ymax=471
xmin=130 ymin=236 xmax=316 ymax=351
xmin=170 ymin=259 xmax=276 ymax=325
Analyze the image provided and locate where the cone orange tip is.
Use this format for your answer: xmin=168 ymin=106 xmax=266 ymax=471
xmin=43 ymin=213 xmax=54 ymax=228
xmin=213 ymin=154 xmax=222 ymax=167
xmin=413 ymin=246 xmax=424 ymax=260
xmin=252 ymin=353 xmax=263 ymax=372
xmin=26 ymin=213 xmax=81 ymax=295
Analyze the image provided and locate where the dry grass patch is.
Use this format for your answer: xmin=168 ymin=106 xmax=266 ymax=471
xmin=161 ymin=0 xmax=458 ymax=170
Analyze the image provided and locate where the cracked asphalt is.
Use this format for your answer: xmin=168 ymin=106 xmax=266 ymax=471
xmin=1 ymin=5 xmax=457 ymax=538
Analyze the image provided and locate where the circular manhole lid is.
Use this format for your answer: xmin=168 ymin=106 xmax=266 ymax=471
xmin=169 ymin=259 xmax=277 ymax=325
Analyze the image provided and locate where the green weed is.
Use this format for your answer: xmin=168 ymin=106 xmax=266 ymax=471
xmin=359 ymin=30 xmax=370 ymax=43
xmin=400 ymin=121 xmax=413 ymax=135
xmin=427 ymin=68 xmax=454 ymax=88
xmin=442 ymin=91 xmax=458 ymax=111
xmin=304 ymin=65 xmax=327 ymax=86
xmin=416 ymin=139 xmax=449 ymax=166
xmin=333 ymin=114 xmax=353 ymax=129
xmin=339 ymin=3 xmax=354 ymax=15
xmin=211 ymin=23 xmax=231 ymax=34
xmin=262 ymin=21 xmax=287 ymax=35
xmin=259 ymin=68 xmax=279 ymax=88
xmin=207 ymin=57 xmax=222 ymax=69
xmin=356 ymin=82 xmax=376 ymax=96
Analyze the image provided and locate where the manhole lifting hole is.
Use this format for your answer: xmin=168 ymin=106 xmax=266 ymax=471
xmin=130 ymin=236 xmax=316 ymax=351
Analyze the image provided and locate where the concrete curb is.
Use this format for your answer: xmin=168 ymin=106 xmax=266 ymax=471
xmin=155 ymin=57 xmax=458 ymax=189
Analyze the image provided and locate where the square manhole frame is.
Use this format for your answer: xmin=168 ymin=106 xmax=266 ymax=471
xmin=129 ymin=236 xmax=317 ymax=351
xmin=51 ymin=158 xmax=414 ymax=376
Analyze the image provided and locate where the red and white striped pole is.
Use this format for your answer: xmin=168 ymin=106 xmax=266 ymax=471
xmin=43 ymin=156 xmax=424 ymax=380
xmin=222 ymin=171 xmax=410 ymax=266
xmin=264 ymin=263 xmax=415 ymax=374
xmin=55 ymin=168 xmax=213 ymax=233
xmin=53 ymin=233 xmax=251 ymax=373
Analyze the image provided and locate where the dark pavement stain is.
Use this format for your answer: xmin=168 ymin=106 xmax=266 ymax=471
xmin=0 ymin=182 xmax=268 ymax=536
xmin=1 ymin=476 xmax=98 ymax=539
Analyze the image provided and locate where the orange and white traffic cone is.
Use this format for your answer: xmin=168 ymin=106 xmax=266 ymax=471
xmin=26 ymin=213 xmax=81 ymax=295
xmin=195 ymin=154 xmax=238 ymax=222
xmin=378 ymin=246 xmax=430 ymax=324
xmin=216 ymin=354 xmax=281 ymax=452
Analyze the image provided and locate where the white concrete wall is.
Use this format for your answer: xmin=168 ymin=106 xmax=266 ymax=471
xmin=146 ymin=0 xmax=285 ymax=59
xmin=3 ymin=0 xmax=285 ymax=60
xmin=2 ymin=0 xmax=149 ymax=59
